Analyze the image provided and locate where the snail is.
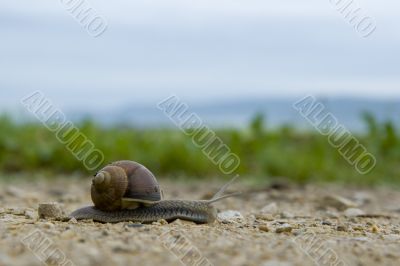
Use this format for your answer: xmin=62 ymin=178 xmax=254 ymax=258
xmin=70 ymin=160 xmax=239 ymax=223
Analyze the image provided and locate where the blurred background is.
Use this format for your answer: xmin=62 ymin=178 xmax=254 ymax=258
xmin=1 ymin=0 xmax=399 ymax=185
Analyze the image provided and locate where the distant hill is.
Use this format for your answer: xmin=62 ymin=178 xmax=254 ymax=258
xmin=67 ymin=97 xmax=400 ymax=132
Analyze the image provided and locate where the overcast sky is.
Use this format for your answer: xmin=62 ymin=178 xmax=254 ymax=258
xmin=1 ymin=0 xmax=399 ymax=112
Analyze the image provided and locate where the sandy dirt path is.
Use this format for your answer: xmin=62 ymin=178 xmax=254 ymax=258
xmin=1 ymin=177 xmax=399 ymax=266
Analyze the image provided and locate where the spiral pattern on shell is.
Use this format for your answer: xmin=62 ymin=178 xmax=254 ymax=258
xmin=90 ymin=160 xmax=161 ymax=211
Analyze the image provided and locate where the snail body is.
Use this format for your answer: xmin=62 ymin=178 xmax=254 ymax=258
xmin=70 ymin=200 xmax=217 ymax=224
xmin=70 ymin=160 xmax=238 ymax=224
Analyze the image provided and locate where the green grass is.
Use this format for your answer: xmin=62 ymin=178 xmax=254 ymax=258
xmin=0 ymin=113 xmax=399 ymax=186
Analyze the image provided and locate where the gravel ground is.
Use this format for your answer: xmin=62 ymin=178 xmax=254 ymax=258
xmin=1 ymin=177 xmax=400 ymax=266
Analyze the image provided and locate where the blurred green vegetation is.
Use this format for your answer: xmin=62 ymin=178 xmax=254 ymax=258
xmin=0 ymin=113 xmax=398 ymax=185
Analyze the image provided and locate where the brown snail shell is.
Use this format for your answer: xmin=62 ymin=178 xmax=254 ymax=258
xmin=91 ymin=160 xmax=161 ymax=211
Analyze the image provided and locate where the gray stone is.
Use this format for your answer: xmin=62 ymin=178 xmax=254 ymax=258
xmin=38 ymin=202 xmax=64 ymax=219
xmin=280 ymin=211 xmax=294 ymax=219
xmin=218 ymin=210 xmax=244 ymax=222
xmin=260 ymin=202 xmax=279 ymax=215
xmin=344 ymin=208 xmax=365 ymax=217
xmin=321 ymin=195 xmax=358 ymax=211
xmin=24 ymin=210 xmax=36 ymax=220
xmin=275 ymin=224 xmax=292 ymax=233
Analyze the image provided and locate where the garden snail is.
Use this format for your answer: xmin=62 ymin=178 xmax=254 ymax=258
xmin=70 ymin=160 xmax=239 ymax=223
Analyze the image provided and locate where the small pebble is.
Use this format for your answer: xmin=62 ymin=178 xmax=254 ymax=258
xmin=321 ymin=195 xmax=357 ymax=211
xmin=255 ymin=213 xmax=274 ymax=221
xmin=344 ymin=208 xmax=365 ymax=217
xmin=353 ymin=192 xmax=373 ymax=205
xmin=218 ymin=210 xmax=244 ymax=222
xmin=260 ymin=203 xmax=279 ymax=215
xmin=337 ymin=224 xmax=348 ymax=232
xmin=38 ymin=202 xmax=64 ymax=219
xmin=7 ymin=207 xmax=25 ymax=216
xmin=324 ymin=210 xmax=339 ymax=218
xmin=259 ymin=225 xmax=270 ymax=232
xmin=158 ymin=219 xmax=168 ymax=225
xmin=349 ymin=217 xmax=358 ymax=223
xmin=371 ymin=224 xmax=380 ymax=233
xmin=275 ymin=224 xmax=292 ymax=233
xmin=353 ymin=225 xmax=364 ymax=231
xmin=59 ymin=216 xmax=72 ymax=222
xmin=24 ymin=210 xmax=36 ymax=220
xmin=68 ymin=217 xmax=78 ymax=224
xmin=280 ymin=211 xmax=294 ymax=219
